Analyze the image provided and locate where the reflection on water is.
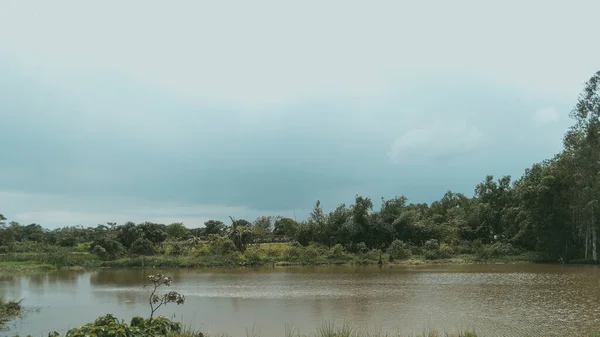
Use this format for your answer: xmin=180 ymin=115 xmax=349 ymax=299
xmin=2 ymin=265 xmax=600 ymax=337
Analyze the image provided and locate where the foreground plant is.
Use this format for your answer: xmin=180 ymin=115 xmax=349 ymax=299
xmin=143 ymin=273 xmax=186 ymax=319
xmin=35 ymin=274 xmax=189 ymax=337
xmin=58 ymin=314 xmax=182 ymax=337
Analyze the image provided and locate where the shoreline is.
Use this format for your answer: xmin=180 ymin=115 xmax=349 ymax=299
xmin=0 ymin=254 xmax=536 ymax=274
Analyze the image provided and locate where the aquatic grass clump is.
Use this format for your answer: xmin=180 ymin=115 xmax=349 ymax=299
xmin=0 ymin=297 xmax=23 ymax=329
xmin=317 ymin=322 xmax=355 ymax=337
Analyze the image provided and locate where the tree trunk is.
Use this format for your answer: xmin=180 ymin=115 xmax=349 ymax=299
xmin=592 ymin=226 xmax=597 ymax=262
xmin=585 ymin=224 xmax=590 ymax=260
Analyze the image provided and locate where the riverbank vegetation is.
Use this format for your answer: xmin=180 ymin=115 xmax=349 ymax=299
xmin=13 ymin=315 xmax=481 ymax=337
xmin=1 ymin=71 xmax=600 ymax=270
xmin=10 ymin=314 xmax=600 ymax=337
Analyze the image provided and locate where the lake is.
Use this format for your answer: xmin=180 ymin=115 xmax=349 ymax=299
xmin=2 ymin=264 xmax=600 ymax=336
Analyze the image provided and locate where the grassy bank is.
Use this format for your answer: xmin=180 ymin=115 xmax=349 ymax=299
xmin=0 ymin=242 xmax=533 ymax=273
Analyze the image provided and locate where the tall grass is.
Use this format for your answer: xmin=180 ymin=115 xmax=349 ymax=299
xmin=164 ymin=322 xmax=480 ymax=337
xmin=0 ymin=250 xmax=97 ymax=269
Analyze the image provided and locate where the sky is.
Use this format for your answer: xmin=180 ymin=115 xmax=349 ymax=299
xmin=0 ymin=0 xmax=599 ymax=228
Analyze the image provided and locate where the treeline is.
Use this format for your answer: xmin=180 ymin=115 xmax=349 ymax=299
xmin=1 ymin=71 xmax=599 ymax=264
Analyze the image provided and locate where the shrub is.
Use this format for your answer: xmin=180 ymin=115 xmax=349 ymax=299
xmin=168 ymin=242 xmax=186 ymax=256
xmin=421 ymin=240 xmax=456 ymax=260
xmin=362 ymin=249 xmax=381 ymax=262
xmin=244 ymin=249 xmax=261 ymax=263
xmin=74 ymin=243 xmax=90 ymax=253
xmin=424 ymin=239 xmax=440 ymax=251
xmin=62 ymin=314 xmax=182 ymax=337
xmin=44 ymin=247 xmax=77 ymax=267
xmin=424 ymin=249 xmax=439 ymax=260
xmin=284 ymin=245 xmax=301 ymax=260
xmin=356 ymin=242 xmax=368 ymax=254
xmin=207 ymin=234 xmax=237 ymax=255
xmin=129 ymin=238 xmax=156 ymax=256
xmin=89 ymin=237 xmax=124 ymax=260
xmin=329 ymin=244 xmax=346 ymax=258
xmin=387 ymin=240 xmax=411 ymax=260
xmin=453 ymin=240 xmax=474 ymax=254
xmin=478 ymin=242 xmax=520 ymax=259
xmin=301 ymin=244 xmax=321 ymax=260
xmin=424 ymin=245 xmax=454 ymax=260
xmin=265 ymin=247 xmax=280 ymax=258
xmin=439 ymin=245 xmax=454 ymax=258
xmin=0 ymin=246 xmax=8 ymax=254
xmin=8 ymin=241 xmax=50 ymax=253
xmin=59 ymin=236 xmax=77 ymax=247
xmin=192 ymin=243 xmax=210 ymax=257
xmin=409 ymin=244 xmax=423 ymax=255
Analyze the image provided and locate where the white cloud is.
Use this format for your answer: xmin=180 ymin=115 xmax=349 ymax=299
xmin=533 ymin=107 xmax=560 ymax=125
xmin=389 ymin=121 xmax=483 ymax=164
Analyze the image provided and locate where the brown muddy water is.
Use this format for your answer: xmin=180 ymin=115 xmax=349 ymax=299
xmin=2 ymin=264 xmax=600 ymax=336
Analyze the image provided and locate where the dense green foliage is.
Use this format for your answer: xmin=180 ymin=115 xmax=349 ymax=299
xmin=1 ymin=71 xmax=600 ymax=265
xmin=47 ymin=314 xmax=182 ymax=337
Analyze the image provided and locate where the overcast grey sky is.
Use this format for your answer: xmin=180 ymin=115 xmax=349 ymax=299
xmin=1 ymin=0 xmax=599 ymax=228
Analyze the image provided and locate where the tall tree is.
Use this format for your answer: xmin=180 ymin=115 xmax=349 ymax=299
xmin=203 ymin=220 xmax=226 ymax=236
xmin=564 ymin=71 xmax=600 ymax=261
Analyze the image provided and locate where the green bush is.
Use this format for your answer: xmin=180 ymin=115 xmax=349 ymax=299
xmin=62 ymin=314 xmax=181 ymax=337
xmin=424 ymin=239 xmax=440 ymax=251
xmin=0 ymin=246 xmax=8 ymax=254
xmin=265 ymin=247 xmax=280 ymax=258
xmin=207 ymin=234 xmax=237 ymax=255
xmin=244 ymin=249 xmax=261 ymax=263
xmin=59 ymin=236 xmax=77 ymax=247
xmin=387 ymin=240 xmax=411 ymax=260
xmin=168 ymin=242 xmax=186 ymax=256
xmin=192 ymin=244 xmax=211 ymax=257
xmin=89 ymin=237 xmax=124 ymax=260
xmin=424 ymin=245 xmax=454 ymax=260
xmin=478 ymin=242 xmax=520 ymax=259
xmin=301 ymin=244 xmax=321 ymax=260
xmin=44 ymin=247 xmax=78 ymax=267
xmin=284 ymin=245 xmax=301 ymax=260
xmin=439 ymin=245 xmax=454 ymax=258
xmin=329 ymin=244 xmax=346 ymax=258
xmin=409 ymin=244 xmax=423 ymax=255
xmin=8 ymin=241 xmax=51 ymax=253
xmin=424 ymin=249 xmax=439 ymax=260
xmin=453 ymin=239 xmax=484 ymax=255
xmin=356 ymin=242 xmax=368 ymax=254
xmin=358 ymin=249 xmax=381 ymax=263
xmin=129 ymin=238 xmax=156 ymax=256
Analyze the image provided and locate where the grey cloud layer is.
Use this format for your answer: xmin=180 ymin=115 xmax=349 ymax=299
xmin=0 ymin=53 xmax=574 ymax=228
